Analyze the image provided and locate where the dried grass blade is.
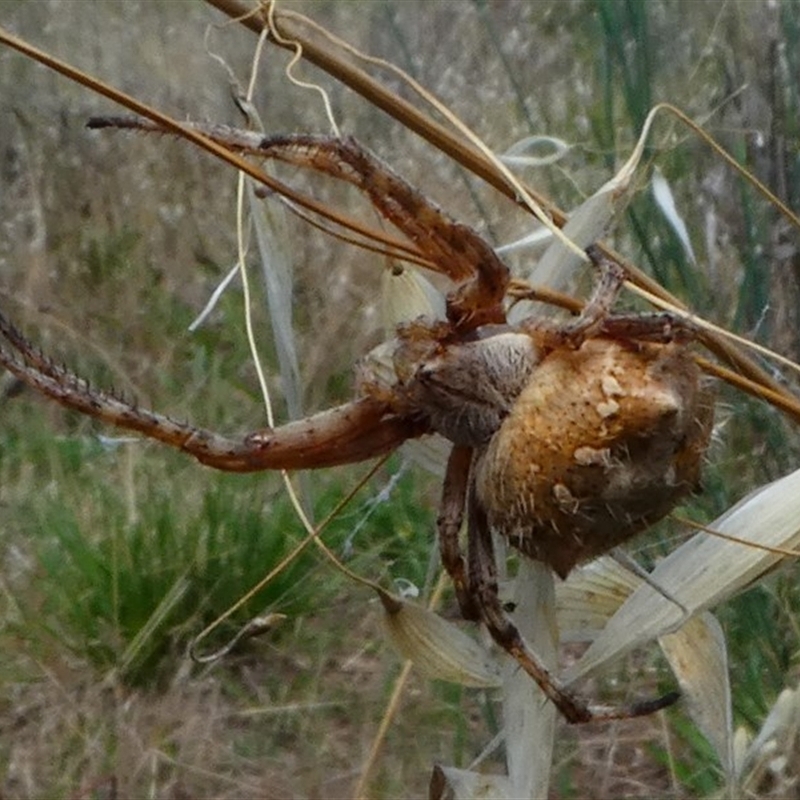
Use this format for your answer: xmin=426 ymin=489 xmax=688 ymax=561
xmin=651 ymin=167 xmax=697 ymax=264
xmin=659 ymin=612 xmax=734 ymax=780
xmin=737 ymin=686 xmax=800 ymax=786
xmin=562 ymin=467 xmax=800 ymax=686
xmin=248 ymin=183 xmax=303 ymax=420
xmin=502 ymin=559 xmax=557 ymax=798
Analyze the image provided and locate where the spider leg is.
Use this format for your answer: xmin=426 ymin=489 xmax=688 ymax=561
xmin=466 ymin=489 xmax=680 ymax=724
xmin=521 ymin=246 xmax=627 ymax=351
xmin=0 ymin=311 xmax=423 ymax=471
xmin=599 ymin=312 xmax=699 ymax=343
xmin=560 ymin=248 xmax=626 ymax=342
xmin=253 ymin=135 xmax=510 ymax=329
xmin=438 ymin=445 xmax=480 ymax=621
xmin=517 ymin=244 xmax=700 ymax=351
xmin=580 ymin=246 xmax=700 ymax=343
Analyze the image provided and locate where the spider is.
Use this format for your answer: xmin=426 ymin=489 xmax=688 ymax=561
xmin=0 ymin=133 xmax=714 ymax=724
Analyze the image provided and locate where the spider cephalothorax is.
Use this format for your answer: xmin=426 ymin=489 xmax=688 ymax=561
xmin=0 ymin=133 xmax=714 ymax=723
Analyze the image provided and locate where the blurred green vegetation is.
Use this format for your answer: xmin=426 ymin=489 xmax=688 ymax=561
xmin=0 ymin=412 xmax=436 ymax=687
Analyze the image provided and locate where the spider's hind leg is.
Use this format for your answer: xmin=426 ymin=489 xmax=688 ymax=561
xmin=466 ymin=489 xmax=680 ymax=724
xmin=438 ymin=445 xmax=480 ymax=621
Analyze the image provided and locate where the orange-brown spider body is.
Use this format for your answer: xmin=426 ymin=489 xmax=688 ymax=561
xmin=0 ymin=130 xmax=714 ymax=724
xmin=474 ymin=335 xmax=714 ymax=578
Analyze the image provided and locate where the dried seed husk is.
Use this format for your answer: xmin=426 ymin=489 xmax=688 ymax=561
xmin=429 ymin=765 xmax=512 ymax=800
xmin=381 ymin=262 xmax=444 ymax=330
xmin=555 ymin=555 xmax=642 ymax=641
xmin=520 ymin=110 xmax=652 ymax=294
xmin=659 ymin=611 xmax=733 ymax=779
xmin=559 ymin=553 xmax=737 ymax=782
xmin=378 ymin=590 xmax=502 ymax=688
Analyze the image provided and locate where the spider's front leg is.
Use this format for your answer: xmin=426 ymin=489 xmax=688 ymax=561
xmin=0 ymin=311 xmax=425 ymax=472
xmin=91 ymin=120 xmax=512 ymax=328
xmin=251 ymin=135 xmax=510 ymax=329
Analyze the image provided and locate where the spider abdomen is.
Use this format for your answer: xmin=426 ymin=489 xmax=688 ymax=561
xmin=473 ymin=337 xmax=714 ymax=578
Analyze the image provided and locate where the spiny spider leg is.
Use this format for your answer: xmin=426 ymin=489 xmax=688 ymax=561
xmin=520 ymin=247 xmax=627 ymax=351
xmin=0 ymin=311 xmax=422 ymax=471
xmin=559 ymin=247 xmax=626 ymax=344
xmin=466 ymin=488 xmax=680 ymax=724
xmin=599 ymin=312 xmax=699 ymax=343
xmin=581 ymin=246 xmax=700 ymax=343
xmin=89 ymin=121 xmax=509 ymax=327
xmin=248 ymin=134 xmax=510 ymax=329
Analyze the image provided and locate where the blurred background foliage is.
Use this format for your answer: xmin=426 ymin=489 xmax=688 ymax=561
xmin=1 ymin=1 xmax=800 ymax=797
